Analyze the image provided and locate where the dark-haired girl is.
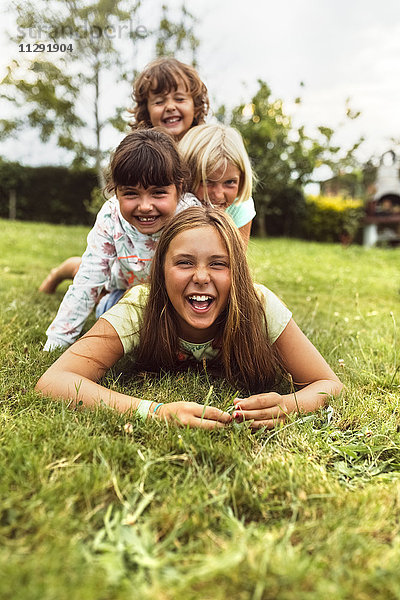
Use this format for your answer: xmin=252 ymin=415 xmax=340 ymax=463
xmin=43 ymin=129 xmax=199 ymax=351
xmin=39 ymin=57 xmax=209 ymax=297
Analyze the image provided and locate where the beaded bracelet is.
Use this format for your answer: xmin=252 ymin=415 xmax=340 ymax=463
xmin=136 ymin=399 xmax=152 ymax=421
xmin=153 ymin=402 xmax=164 ymax=415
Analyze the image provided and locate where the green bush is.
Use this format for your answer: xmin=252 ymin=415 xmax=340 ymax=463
xmin=302 ymin=194 xmax=364 ymax=242
xmin=254 ymin=187 xmax=307 ymax=238
xmin=0 ymin=159 xmax=97 ymax=225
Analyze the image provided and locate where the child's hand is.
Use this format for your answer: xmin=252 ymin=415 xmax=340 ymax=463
xmin=157 ymin=401 xmax=232 ymax=429
xmin=232 ymin=393 xmax=289 ymax=429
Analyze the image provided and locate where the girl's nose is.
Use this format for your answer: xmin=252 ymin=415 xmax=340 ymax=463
xmin=209 ymin=184 xmax=225 ymax=202
xmin=138 ymin=196 xmax=153 ymax=212
xmin=193 ymin=265 xmax=210 ymax=284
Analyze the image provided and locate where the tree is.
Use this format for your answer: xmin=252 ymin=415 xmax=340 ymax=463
xmin=0 ymin=0 xmax=200 ymax=186
xmin=1 ymin=0 xmax=143 ymax=186
xmin=227 ymin=81 xmax=363 ymax=236
xmin=154 ymin=4 xmax=199 ymax=66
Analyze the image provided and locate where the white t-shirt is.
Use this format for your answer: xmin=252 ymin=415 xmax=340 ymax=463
xmin=101 ymin=283 xmax=292 ymax=360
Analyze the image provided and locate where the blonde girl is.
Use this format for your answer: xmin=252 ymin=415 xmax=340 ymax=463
xmin=179 ymin=123 xmax=255 ymax=245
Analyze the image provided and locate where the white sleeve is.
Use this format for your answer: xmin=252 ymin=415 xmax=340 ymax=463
xmin=101 ymin=285 xmax=148 ymax=354
xmin=175 ymin=193 xmax=202 ymax=213
xmin=254 ymin=284 xmax=292 ymax=343
xmin=44 ymin=203 xmax=117 ymax=350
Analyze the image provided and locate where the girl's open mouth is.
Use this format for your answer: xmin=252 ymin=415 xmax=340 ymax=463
xmin=163 ymin=116 xmax=181 ymax=124
xmin=135 ymin=216 xmax=159 ymax=223
xmin=186 ymin=294 xmax=214 ymax=312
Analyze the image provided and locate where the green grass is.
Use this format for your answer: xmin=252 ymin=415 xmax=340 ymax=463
xmin=1 ymin=217 xmax=400 ymax=600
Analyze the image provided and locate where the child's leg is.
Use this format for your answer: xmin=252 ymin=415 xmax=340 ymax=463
xmin=39 ymin=257 xmax=82 ymax=294
xmin=95 ymin=289 xmax=125 ymax=318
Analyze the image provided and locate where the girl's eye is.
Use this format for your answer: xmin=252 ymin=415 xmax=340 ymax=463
xmin=211 ymin=261 xmax=229 ymax=268
xmin=120 ymin=190 xmax=137 ymax=197
xmin=176 ymin=260 xmax=192 ymax=266
xmin=225 ymin=180 xmax=239 ymax=186
xmin=153 ymin=189 xmax=167 ymax=196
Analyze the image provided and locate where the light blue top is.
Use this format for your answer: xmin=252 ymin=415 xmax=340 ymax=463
xmin=225 ymin=197 xmax=256 ymax=228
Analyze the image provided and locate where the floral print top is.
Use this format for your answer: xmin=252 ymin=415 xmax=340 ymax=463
xmin=44 ymin=193 xmax=200 ymax=350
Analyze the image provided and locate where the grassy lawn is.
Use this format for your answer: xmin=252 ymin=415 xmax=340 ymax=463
xmin=1 ymin=218 xmax=400 ymax=600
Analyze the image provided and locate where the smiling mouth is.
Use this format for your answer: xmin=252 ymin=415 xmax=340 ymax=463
xmin=187 ymin=294 xmax=214 ymax=311
xmin=163 ymin=116 xmax=182 ymax=124
xmin=135 ymin=216 xmax=159 ymax=223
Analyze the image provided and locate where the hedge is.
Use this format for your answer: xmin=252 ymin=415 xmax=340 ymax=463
xmin=253 ymin=192 xmax=364 ymax=242
xmin=302 ymin=195 xmax=364 ymax=242
xmin=0 ymin=160 xmax=97 ymax=225
xmin=0 ymin=159 xmax=365 ymax=243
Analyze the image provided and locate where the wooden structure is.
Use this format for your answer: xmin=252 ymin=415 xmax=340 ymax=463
xmin=363 ymin=151 xmax=400 ymax=247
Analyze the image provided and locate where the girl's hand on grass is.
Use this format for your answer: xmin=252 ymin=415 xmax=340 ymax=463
xmin=232 ymin=392 xmax=289 ymax=429
xmin=157 ymin=401 xmax=232 ymax=429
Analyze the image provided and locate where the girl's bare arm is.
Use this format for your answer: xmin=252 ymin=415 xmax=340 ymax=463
xmin=36 ymin=319 xmax=142 ymax=413
xmin=234 ymin=319 xmax=343 ymax=428
xmin=238 ymin=220 xmax=252 ymax=246
xmin=36 ymin=319 xmax=231 ymax=428
xmin=274 ymin=318 xmax=343 ymax=410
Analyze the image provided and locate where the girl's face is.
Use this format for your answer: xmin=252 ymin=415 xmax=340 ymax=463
xmin=147 ymin=81 xmax=195 ymax=140
xmin=116 ymin=184 xmax=179 ymax=234
xmin=164 ymin=226 xmax=231 ymax=343
xmin=196 ymin=163 xmax=241 ymax=210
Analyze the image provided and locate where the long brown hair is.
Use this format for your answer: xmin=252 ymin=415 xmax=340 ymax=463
xmin=130 ymin=57 xmax=209 ymax=129
xmin=132 ymin=207 xmax=281 ymax=392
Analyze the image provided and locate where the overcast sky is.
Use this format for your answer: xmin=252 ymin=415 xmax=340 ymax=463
xmin=1 ymin=0 xmax=400 ymax=168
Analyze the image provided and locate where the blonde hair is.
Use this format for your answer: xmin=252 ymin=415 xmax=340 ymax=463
xmin=179 ymin=124 xmax=253 ymax=205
